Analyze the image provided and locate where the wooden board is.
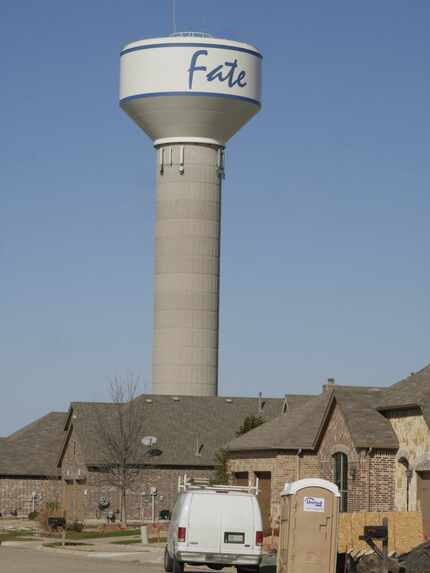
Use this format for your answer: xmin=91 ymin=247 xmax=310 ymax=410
xmin=338 ymin=511 xmax=424 ymax=555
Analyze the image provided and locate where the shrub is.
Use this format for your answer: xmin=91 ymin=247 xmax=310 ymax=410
xmin=38 ymin=500 xmax=63 ymax=532
xmin=66 ymin=521 xmax=84 ymax=533
xmin=236 ymin=415 xmax=265 ymax=436
xmin=28 ymin=511 xmax=39 ymax=520
xmin=213 ymin=449 xmax=229 ymax=484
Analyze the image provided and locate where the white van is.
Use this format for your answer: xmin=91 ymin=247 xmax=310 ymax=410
xmin=164 ymin=476 xmax=263 ymax=573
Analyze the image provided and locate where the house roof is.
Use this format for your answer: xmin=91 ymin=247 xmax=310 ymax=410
xmin=63 ymin=394 xmax=309 ymax=468
xmin=0 ymin=412 xmax=67 ymax=477
xmin=5 ymin=363 xmax=430 ymax=476
xmin=378 ymin=365 xmax=430 ymax=413
xmin=226 ymin=385 xmax=399 ymax=452
xmin=333 ymin=386 xmax=398 ymax=449
xmin=226 ymin=393 xmax=330 ymax=451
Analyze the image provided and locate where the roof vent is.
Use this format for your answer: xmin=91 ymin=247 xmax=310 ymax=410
xmin=225 ymin=398 xmax=233 ymax=403
xmin=145 ymin=398 xmax=153 ymax=404
xmin=172 ymin=396 xmax=181 ymax=401
xmin=195 ymin=438 xmax=204 ymax=456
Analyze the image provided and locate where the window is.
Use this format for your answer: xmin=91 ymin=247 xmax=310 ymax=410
xmin=234 ymin=472 xmax=249 ymax=486
xmin=333 ymin=452 xmax=348 ymax=512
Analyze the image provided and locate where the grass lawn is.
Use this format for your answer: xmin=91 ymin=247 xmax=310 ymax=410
xmin=0 ymin=530 xmax=35 ymax=542
xmin=44 ymin=541 xmax=93 ymax=548
xmin=110 ymin=539 xmax=143 ymax=545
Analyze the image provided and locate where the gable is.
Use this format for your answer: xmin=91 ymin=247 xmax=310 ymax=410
xmin=317 ymin=401 xmax=355 ymax=458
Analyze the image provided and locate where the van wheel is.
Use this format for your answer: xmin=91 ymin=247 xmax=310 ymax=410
xmin=237 ymin=568 xmax=258 ymax=573
xmin=173 ymin=556 xmax=184 ymax=573
xmin=164 ymin=548 xmax=173 ymax=572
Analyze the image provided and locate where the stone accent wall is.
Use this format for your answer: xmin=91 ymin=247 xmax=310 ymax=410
xmin=386 ymin=408 xmax=430 ymax=511
xmin=0 ymin=477 xmax=62 ymax=516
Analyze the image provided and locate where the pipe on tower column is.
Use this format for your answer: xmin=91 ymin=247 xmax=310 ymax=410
xmin=152 ymin=143 xmax=224 ymax=396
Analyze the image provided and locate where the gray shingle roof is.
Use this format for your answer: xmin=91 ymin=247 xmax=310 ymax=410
xmin=5 ymin=363 xmax=430 ymax=476
xmin=66 ymin=394 xmax=303 ymax=468
xmin=333 ymin=386 xmax=398 ymax=449
xmin=378 ymin=364 xmax=430 ymax=412
xmin=0 ymin=412 xmax=67 ymax=476
xmin=227 ymin=385 xmax=399 ymax=452
xmin=226 ymin=393 xmax=330 ymax=451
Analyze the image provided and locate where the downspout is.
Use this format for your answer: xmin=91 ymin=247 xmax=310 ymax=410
xmin=367 ymin=447 xmax=373 ymax=511
xmin=296 ymin=449 xmax=303 ymax=480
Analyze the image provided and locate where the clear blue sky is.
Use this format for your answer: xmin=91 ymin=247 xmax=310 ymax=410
xmin=1 ymin=1 xmax=429 ymax=435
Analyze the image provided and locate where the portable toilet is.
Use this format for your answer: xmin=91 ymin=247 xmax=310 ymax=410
xmin=277 ymin=478 xmax=340 ymax=573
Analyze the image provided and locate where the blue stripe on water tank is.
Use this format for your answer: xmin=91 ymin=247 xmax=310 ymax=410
xmin=120 ymin=91 xmax=261 ymax=107
xmin=120 ymin=42 xmax=263 ymax=59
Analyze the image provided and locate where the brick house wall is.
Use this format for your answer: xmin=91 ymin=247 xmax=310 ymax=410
xmin=368 ymin=450 xmax=396 ymax=511
xmin=0 ymin=477 xmax=62 ymax=516
xmin=227 ymin=402 xmax=396 ymax=522
xmin=83 ymin=466 xmax=214 ymax=521
xmin=61 ymin=425 xmax=87 ymax=482
xmin=228 ymin=451 xmax=282 ymax=524
xmin=60 ymin=425 xmax=215 ymax=521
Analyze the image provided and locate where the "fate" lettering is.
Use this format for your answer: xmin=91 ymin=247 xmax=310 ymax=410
xmin=188 ymin=49 xmax=247 ymax=90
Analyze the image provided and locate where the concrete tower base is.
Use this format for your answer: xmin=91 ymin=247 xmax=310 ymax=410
xmin=152 ymin=143 xmax=223 ymax=396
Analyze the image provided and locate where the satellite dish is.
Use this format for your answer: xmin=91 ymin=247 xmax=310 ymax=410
xmin=142 ymin=436 xmax=158 ymax=447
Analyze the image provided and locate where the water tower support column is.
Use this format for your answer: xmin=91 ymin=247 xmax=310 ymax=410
xmin=152 ymin=143 xmax=224 ymax=396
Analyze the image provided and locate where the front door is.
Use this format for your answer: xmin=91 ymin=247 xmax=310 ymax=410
xmin=255 ymin=471 xmax=271 ymax=535
xmin=417 ymin=471 xmax=430 ymax=537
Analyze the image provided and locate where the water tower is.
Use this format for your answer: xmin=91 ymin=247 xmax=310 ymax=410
xmin=120 ymin=33 xmax=262 ymax=396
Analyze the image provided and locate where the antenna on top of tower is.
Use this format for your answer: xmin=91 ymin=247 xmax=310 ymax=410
xmin=172 ymin=0 xmax=177 ymax=34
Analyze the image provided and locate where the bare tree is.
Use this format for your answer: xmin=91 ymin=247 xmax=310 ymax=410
xmin=95 ymin=373 xmax=145 ymax=526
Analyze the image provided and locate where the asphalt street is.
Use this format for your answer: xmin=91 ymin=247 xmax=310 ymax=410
xmin=0 ymin=546 xmax=237 ymax=573
xmin=0 ymin=546 xmax=161 ymax=572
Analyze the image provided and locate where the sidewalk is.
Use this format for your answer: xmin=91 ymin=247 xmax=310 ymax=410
xmin=2 ymin=536 xmax=165 ymax=564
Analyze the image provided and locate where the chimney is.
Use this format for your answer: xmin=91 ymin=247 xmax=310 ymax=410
xmin=258 ymin=392 xmax=264 ymax=413
xmin=323 ymin=377 xmax=336 ymax=392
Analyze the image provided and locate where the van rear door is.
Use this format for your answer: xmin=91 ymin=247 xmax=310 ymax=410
xmin=187 ymin=492 xmax=221 ymax=552
xmin=219 ymin=494 xmax=256 ymax=555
